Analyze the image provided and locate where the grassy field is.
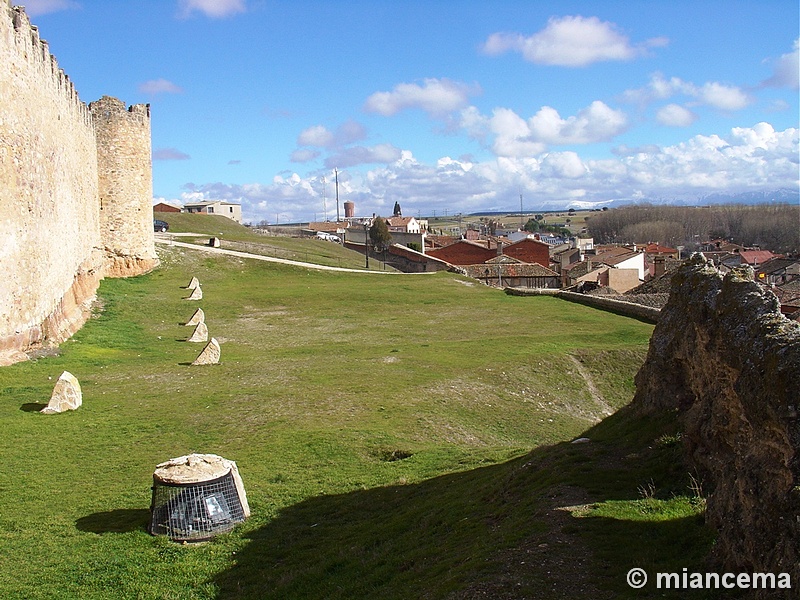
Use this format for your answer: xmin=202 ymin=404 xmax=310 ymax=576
xmin=158 ymin=213 xmax=392 ymax=270
xmin=0 ymin=244 xmax=717 ymax=599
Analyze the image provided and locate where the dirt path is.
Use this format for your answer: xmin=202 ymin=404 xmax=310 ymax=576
xmin=568 ymin=354 xmax=614 ymax=419
xmin=155 ymin=238 xmax=431 ymax=275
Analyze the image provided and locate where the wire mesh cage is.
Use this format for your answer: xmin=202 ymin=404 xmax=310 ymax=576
xmin=149 ymin=454 xmax=250 ymax=542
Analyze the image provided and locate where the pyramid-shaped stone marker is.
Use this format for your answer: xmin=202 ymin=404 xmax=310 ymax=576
xmin=187 ymin=321 xmax=209 ymax=343
xmin=41 ymin=371 xmax=82 ymax=414
xmin=186 ymin=276 xmax=200 ymax=289
xmin=185 ymin=308 xmax=205 ymax=326
xmin=185 ymin=285 xmax=202 ymax=300
xmin=191 ymin=337 xmax=220 ymax=365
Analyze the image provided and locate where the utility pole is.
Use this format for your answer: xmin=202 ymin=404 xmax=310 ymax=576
xmin=322 ymin=176 xmax=327 ymax=222
xmin=335 ymin=168 xmax=340 ymax=222
xmin=364 ymin=222 xmax=369 ymax=269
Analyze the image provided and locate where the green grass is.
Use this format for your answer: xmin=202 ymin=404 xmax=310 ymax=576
xmin=159 ymin=212 xmax=394 ymax=270
xmin=0 ymin=244 xmax=717 ymax=599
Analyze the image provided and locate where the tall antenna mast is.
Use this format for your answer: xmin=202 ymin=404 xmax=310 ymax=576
xmin=322 ymin=176 xmax=327 ymax=222
xmin=519 ymin=189 xmax=524 ymax=229
xmin=335 ymin=168 xmax=340 ymax=222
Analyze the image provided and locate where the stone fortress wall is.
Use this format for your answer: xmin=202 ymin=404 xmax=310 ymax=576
xmin=0 ymin=2 xmax=157 ymax=364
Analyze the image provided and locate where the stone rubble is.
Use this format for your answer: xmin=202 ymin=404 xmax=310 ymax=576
xmin=41 ymin=371 xmax=82 ymax=414
xmin=185 ymin=308 xmax=205 ymax=326
xmin=185 ymin=285 xmax=203 ymax=301
xmin=191 ymin=337 xmax=220 ymax=365
xmin=187 ymin=321 xmax=209 ymax=343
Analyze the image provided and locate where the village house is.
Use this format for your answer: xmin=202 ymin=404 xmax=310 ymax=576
xmin=183 ymin=200 xmax=242 ymax=223
xmin=153 ymin=201 xmax=182 ymax=213
xmin=385 ymin=216 xmax=422 ymax=234
xmin=426 ymin=237 xmax=557 ymax=288
xmin=756 ymin=257 xmax=800 ymax=285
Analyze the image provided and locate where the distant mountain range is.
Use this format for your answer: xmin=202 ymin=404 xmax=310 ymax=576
xmin=474 ymin=188 xmax=800 ymax=216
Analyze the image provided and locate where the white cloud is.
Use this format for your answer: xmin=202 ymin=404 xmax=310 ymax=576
xmin=22 ymin=0 xmax=80 ymax=16
xmin=296 ymin=120 xmax=367 ymax=149
xmin=541 ymin=152 xmax=586 ymax=178
xmin=138 ymin=79 xmax=183 ymax=95
xmin=460 ymin=101 xmax=627 ymax=158
xmin=297 ymin=125 xmax=334 ymax=148
xmin=482 ymin=16 xmax=667 ymax=67
xmin=174 ymin=125 xmax=797 ymax=224
xmin=761 ymin=39 xmax=799 ymax=90
xmin=697 ymin=82 xmax=750 ymax=111
xmin=178 ymin=0 xmax=245 ymax=19
xmin=623 ymin=73 xmax=751 ymax=113
xmin=528 ymin=101 xmax=628 ymax=144
xmin=487 ymin=107 xmax=547 ymax=158
xmin=325 ymin=144 xmax=403 ymax=168
xmin=656 ymin=104 xmax=697 ymax=127
xmin=364 ymin=78 xmax=477 ymax=117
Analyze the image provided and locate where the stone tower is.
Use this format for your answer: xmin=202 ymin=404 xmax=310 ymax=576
xmin=90 ymin=96 xmax=158 ymax=277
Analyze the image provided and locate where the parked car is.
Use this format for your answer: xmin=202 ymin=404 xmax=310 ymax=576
xmin=154 ymin=219 xmax=169 ymax=232
xmin=316 ymin=231 xmax=340 ymax=242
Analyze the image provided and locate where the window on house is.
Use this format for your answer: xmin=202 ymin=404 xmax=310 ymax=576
xmin=208 ymin=207 xmax=214 ymax=213
xmin=229 ymin=207 xmax=233 ymax=213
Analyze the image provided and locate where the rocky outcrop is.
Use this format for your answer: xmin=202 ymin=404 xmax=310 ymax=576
xmin=632 ymin=255 xmax=799 ymax=590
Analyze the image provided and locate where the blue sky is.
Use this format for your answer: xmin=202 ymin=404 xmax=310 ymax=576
xmin=24 ymin=0 xmax=799 ymax=223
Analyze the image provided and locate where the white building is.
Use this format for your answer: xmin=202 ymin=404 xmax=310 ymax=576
xmin=183 ymin=200 xmax=242 ymax=223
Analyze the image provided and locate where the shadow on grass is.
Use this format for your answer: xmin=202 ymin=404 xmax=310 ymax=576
xmin=210 ymin=408 xmax=719 ymax=600
xmin=20 ymin=403 xmax=47 ymax=412
xmin=76 ymin=508 xmax=151 ymax=534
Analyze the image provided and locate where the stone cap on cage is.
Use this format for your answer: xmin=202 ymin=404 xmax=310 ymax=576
xmin=153 ymin=453 xmax=251 ymax=517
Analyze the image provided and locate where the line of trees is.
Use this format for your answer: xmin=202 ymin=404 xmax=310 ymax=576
xmin=585 ymin=204 xmax=800 ymax=254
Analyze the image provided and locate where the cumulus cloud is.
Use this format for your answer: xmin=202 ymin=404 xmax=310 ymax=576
xmin=235 ymin=124 xmax=797 ymax=222
xmin=482 ymin=16 xmax=667 ymax=67
xmin=697 ymin=82 xmax=750 ymax=111
xmin=325 ymin=144 xmax=403 ymax=169
xmin=297 ymin=125 xmax=334 ymax=148
xmin=364 ymin=78 xmax=478 ymax=117
xmin=460 ymin=101 xmax=627 ymax=158
xmin=153 ymin=147 xmax=190 ymax=160
xmin=138 ymin=79 xmax=183 ymax=95
xmin=177 ymin=0 xmax=246 ymax=19
xmin=623 ymin=73 xmax=751 ymax=114
xmin=761 ymin=39 xmax=799 ymax=90
xmin=656 ymin=104 xmax=697 ymax=127
xmin=487 ymin=107 xmax=547 ymax=157
xmin=528 ymin=101 xmax=628 ymax=144
xmin=297 ymin=120 xmax=367 ymax=149
xmin=541 ymin=152 xmax=587 ymax=178
xmin=23 ymin=0 xmax=80 ymax=16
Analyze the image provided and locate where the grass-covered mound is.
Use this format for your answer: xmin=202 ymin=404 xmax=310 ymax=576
xmin=157 ymin=213 xmax=390 ymax=270
xmin=0 ymin=245 xmax=715 ymax=599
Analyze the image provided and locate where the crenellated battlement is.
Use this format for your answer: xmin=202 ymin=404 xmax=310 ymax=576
xmin=0 ymin=2 xmax=157 ymax=364
xmin=6 ymin=4 xmax=91 ymax=124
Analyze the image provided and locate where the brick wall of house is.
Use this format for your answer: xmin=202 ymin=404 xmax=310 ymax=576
xmin=428 ymin=241 xmax=495 ymax=265
xmin=503 ymin=239 xmax=550 ymax=267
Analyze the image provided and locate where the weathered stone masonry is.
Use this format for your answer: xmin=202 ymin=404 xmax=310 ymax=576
xmin=632 ymin=256 xmax=799 ymax=594
xmin=0 ymin=2 xmax=157 ymax=364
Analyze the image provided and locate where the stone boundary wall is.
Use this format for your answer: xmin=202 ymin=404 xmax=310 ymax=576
xmin=0 ymin=2 xmax=156 ymax=364
xmin=632 ymin=257 xmax=799 ymax=594
xmin=505 ymin=287 xmax=661 ymax=324
xmin=0 ymin=2 xmax=103 ymax=361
